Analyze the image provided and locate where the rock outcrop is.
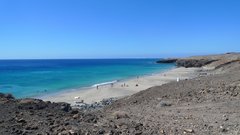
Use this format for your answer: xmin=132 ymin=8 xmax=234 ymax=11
xmin=157 ymin=53 xmax=240 ymax=68
xmin=176 ymin=59 xmax=217 ymax=68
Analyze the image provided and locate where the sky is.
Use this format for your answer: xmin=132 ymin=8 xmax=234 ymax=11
xmin=0 ymin=0 xmax=240 ymax=59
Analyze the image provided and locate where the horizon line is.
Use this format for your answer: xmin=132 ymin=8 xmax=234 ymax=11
xmin=0 ymin=57 xmax=166 ymax=60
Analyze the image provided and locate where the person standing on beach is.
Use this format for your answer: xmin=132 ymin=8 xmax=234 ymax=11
xmin=177 ymin=77 xmax=180 ymax=82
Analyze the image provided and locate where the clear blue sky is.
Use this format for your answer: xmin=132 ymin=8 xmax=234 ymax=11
xmin=0 ymin=0 xmax=240 ymax=59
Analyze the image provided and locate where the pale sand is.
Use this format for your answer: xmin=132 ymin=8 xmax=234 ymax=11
xmin=41 ymin=67 xmax=202 ymax=105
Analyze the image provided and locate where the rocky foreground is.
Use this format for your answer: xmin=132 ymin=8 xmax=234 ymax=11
xmin=1 ymin=53 xmax=240 ymax=135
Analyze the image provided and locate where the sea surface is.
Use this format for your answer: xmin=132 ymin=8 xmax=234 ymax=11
xmin=0 ymin=59 xmax=175 ymax=98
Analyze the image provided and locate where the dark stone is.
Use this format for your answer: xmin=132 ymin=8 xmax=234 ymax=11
xmin=158 ymin=101 xmax=172 ymax=107
xmin=0 ymin=93 xmax=15 ymax=99
xmin=71 ymin=110 xmax=79 ymax=114
xmin=135 ymin=131 xmax=143 ymax=135
xmin=84 ymin=114 xmax=98 ymax=123
xmin=25 ymin=126 xmax=38 ymax=130
xmin=60 ymin=103 xmax=71 ymax=112
xmin=135 ymin=123 xmax=143 ymax=130
xmin=98 ymin=129 xmax=105 ymax=134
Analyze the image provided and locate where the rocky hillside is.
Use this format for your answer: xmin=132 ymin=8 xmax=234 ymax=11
xmin=176 ymin=52 xmax=240 ymax=69
xmin=1 ymin=53 xmax=240 ymax=135
xmin=158 ymin=53 xmax=240 ymax=69
xmin=0 ymin=94 xmax=103 ymax=135
xmin=101 ymin=68 xmax=240 ymax=135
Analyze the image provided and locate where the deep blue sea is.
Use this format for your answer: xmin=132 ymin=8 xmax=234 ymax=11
xmin=0 ymin=59 xmax=175 ymax=98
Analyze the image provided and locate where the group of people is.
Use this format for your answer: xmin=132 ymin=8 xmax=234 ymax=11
xmin=96 ymin=82 xmax=140 ymax=89
xmin=121 ymin=83 xmax=128 ymax=87
xmin=96 ymin=76 xmax=141 ymax=90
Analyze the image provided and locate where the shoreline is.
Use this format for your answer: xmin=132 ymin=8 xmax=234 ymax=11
xmin=36 ymin=66 xmax=175 ymax=100
xmin=41 ymin=67 xmax=202 ymax=105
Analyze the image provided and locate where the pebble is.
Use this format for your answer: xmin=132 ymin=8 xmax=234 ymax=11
xmin=98 ymin=129 xmax=105 ymax=134
xmin=69 ymin=129 xmax=78 ymax=135
xmin=73 ymin=114 xmax=80 ymax=119
xmin=17 ymin=118 xmax=26 ymax=123
xmin=160 ymin=129 xmax=165 ymax=134
xmin=183 ymin=129 xmax=194 ymax=133
xmin=220 ymin=126 xmax=228 ymax=132
xmin=104 ymin=130 xmax=113 ymax=135
xmin=71 ymin=110 xmax=79 ymax=114
xmin=157 ymin=101 xmax=172 ymax=107
xmin=224 ymin=118 xmax=229 ymax=121
xmin=112 ymin=111 xmax=129 ymax=119
xmin=58 ymin=130 xmax=69 ymax=135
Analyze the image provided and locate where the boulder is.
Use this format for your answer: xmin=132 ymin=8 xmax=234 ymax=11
xmin=18 ymin=99 xmax=48 ymax=110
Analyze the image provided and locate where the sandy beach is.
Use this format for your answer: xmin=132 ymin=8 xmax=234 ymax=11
xmin=42 ymin=67 xmax=202 ymax=105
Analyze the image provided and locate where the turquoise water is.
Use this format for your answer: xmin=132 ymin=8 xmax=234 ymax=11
xmin=0 ymin=59 xmax=175 ymax=98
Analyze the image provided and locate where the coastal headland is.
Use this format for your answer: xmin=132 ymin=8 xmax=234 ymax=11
xmin=1 ymin=53 xmax=240 ymax=135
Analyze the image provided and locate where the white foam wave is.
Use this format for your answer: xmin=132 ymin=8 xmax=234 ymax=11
xmin=92 ymin=80 xmax=118 ymax=87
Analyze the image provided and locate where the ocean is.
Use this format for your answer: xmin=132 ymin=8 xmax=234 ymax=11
xmin=0 ymin=59 xmax=175 ymax=98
